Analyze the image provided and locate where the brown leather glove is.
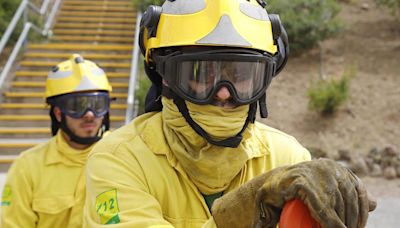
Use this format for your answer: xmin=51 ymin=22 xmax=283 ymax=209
xmin=211 ymin=158 xmax=376 ymax=228
xmin=212 ymin=172 xmax=266 ymax=228
xmin=253 ymin=158 xmax=377 ymax=228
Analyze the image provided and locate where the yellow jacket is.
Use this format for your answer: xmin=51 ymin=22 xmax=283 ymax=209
xmin=85 ymin=112 xmax=311 ymax=227
xmin=1 ymin=131 xmax=93 ymax=228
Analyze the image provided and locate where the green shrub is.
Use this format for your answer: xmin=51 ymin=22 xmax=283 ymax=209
xmin=135 ymin=70 xmax=152 ymax=115
xmin=0 ymin=0 xmax=22 ymax=38
xmin=308 ymin=66 xmax=356 ymax=115
xmin=375 ymin=0 xmax=400 ymax=19
xmin=267 ymin=0 xmax=342 ymax=54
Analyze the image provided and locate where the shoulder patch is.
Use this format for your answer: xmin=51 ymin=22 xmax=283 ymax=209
xmin=96 ymin=189 xmax=120 ymax=224
xmin=1 ymin=186 xmax=12 ymax=206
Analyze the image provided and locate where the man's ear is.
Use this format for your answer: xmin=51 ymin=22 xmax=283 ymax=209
xmin=53 ymin=106 xmax=62 ymax=122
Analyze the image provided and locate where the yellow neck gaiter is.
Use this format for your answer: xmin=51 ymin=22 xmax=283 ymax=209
xmin=162 ymin=97 xmax=254 ymax=194
xmin=57 ymin=131 xmax=93 ymax=166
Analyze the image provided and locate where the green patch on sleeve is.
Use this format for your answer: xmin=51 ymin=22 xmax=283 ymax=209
xmin=96 ymin=189 xmax=120 ymax=224
xmin=106 ymin=214 xmax=121 ymax=224
xmin=1 ymin=186 xmax=12 ymax=206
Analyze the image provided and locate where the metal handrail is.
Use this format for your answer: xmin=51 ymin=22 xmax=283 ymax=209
xmin=43 ymin=0 xmax=62 ymax=36
xmin=39 ymin=0 xmax=52 ymax=14
xmin=0 ymin=0 xmax=29 ymax=55
xmin=1 ymin=23 xmax=32 ymax=88
xmin=125 ymin=12 xmax=143 ymax=124
xmin=0 ymin=0 xmax=62 ymax=92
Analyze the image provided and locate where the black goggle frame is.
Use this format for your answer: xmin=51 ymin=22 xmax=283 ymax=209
xmin=49 ymin=91 xmax=110 ymax=119
xmin=153 ymin=48 xmax=277 ymax=105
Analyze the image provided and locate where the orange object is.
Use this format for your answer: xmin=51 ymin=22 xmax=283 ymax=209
xmin=279 ymin=199 xmax=321 ymax=228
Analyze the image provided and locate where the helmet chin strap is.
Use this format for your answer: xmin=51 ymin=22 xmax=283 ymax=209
xmin=59 ymin=113 xmax=104 ymax=145
xmin=163 ymin=86 xmax=257 ymax=148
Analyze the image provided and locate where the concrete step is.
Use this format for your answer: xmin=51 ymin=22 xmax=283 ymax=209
xmin=0 ymin=139 xmax=48 ymax=165
xmin=20 ymin=60 xmax=130 ymax=68
xmin=3 ymin=92 xmax=128 ymax=99
xmin=2 ymin=97 xmax=128 ymax=106
xmin=0 ymin=108 xmax=48 ymax=115
xmin=60 ymin=5 xmax=133 ymax=12
xmin=8 ymin=86 xmax=127 ymax=94
xmin=57 ymin=17 xmax=135 ymax=23
xmin=0 ymin=109 xmax=126 ymax=117
xmin=0 ymin=103 xmax=47 ymax=109
xmin=52 ymin=35 xmax=133 ymax=43
xmin=28 ymin=43 xmax=133 ymax=51
xmin=0 ymin=114 xmax=125 ymax=121
xmin=0 ymin=103 xmax=127 ymax=110
xmin=0 ymin=155 xmax=18 ymax=164
xmin=0 ymin=127 xmax=50 ymax=134
xmin=54 ymin=23 xmax=134 ymax=30
xmin=0 ymin=110 xmax=127 ymax=118
xmin=59 ymin=11 xmax=135 ymax=18
xmin=0 ymin=127 xmax=122 ymax=136
xmin=15 ymin=71 xmax=129 ymax=78
xmin=0 ymin=126 xmax=123 ymax=134
xmin=0 ymin=138 xmax=47 ymax=148
xmin=52 ymin=29 xmax=134 ymax=36
xmin=63 ymin=1 xmax=133 ymax=6
xmin=0 ymin=121 xmax=124 ymax=130
xmin=24 ymin=52 xmax=131 ymax=60
xmin=11 ymin=81 xmax=129 ymax=89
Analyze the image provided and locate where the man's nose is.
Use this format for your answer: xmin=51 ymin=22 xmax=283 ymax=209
xmin=82 ymin=110 xmax=96 ymax=119
xmin=215 ymin=86 xmax=231 ymax=101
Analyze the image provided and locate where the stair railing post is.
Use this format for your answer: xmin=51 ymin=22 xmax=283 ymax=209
xmin=39 ymin=0 xmax=51 ymax=15
xmin=43 ymin=0 xmax=63 ymax=37
xmin=125 ymin=12 xmax=143 ymax=124
xmin=23 ymin=2 xmax=29 ymax=49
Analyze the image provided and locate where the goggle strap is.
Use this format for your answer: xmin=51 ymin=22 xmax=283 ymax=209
xmin=50 ymin=106 xmax=59 ymax=136
xmin=259 ymin=93 xmax=268 ymax=118
xmin=161 ymin=84 xmax=174 ymax=100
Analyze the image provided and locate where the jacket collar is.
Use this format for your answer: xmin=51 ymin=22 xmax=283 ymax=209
xmin=45 ymin=131 xmax=92 ymax=167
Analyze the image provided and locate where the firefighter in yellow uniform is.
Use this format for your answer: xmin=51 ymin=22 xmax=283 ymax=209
xmin=85 ymin=0 xmax=376 ymax=227
xmin=1 ymin=54 xmax=112 ymax=227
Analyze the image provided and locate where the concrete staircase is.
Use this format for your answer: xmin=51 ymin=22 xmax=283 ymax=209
xmin=0 ymin=0 xmax=137 ymax=170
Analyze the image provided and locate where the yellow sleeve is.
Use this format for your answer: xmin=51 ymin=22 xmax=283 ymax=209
xmin=202 ymin=217 xmax=218 ymax=228
xmin=1 ymin=158 xmax=38 ymax=227
xmin=84 ymin=150 xmax=173 ymax=227
xmin=290 ymin=139 xmax=312 ymax=164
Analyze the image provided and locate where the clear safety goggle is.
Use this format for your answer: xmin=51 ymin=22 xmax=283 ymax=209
xmin=54 ymin=92 xmax=110 ymax=119
xmin=155 ymin=49 xmax=276 ymax=105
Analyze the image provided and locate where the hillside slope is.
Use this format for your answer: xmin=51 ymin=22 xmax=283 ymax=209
xmin=264 ymin=0 xmax=400 ymax=157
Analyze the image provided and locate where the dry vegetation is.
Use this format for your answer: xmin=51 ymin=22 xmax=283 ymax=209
xmin=264 ymin=0 xmax=400 ymax=159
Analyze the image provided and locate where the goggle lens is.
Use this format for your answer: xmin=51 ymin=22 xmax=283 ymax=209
xmin=58 ymin=92 xmax=110 ymax=118
xmin=177 ymin=60 xmax=266 ymax=101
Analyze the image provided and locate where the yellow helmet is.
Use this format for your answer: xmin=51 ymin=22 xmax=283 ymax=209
xmin=45 ymin=54 xmax=112 ymax=99
xmin=139 ymin=0 xmax=290 ymax=148
xmin=140 ymin=0 xmax=278 ymax=62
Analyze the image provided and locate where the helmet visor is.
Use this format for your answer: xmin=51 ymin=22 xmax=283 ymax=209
xmin=156 ymin=49 xmax=275 ymax=104
xmin=57 ymin=92 xmax=110 ymax=118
